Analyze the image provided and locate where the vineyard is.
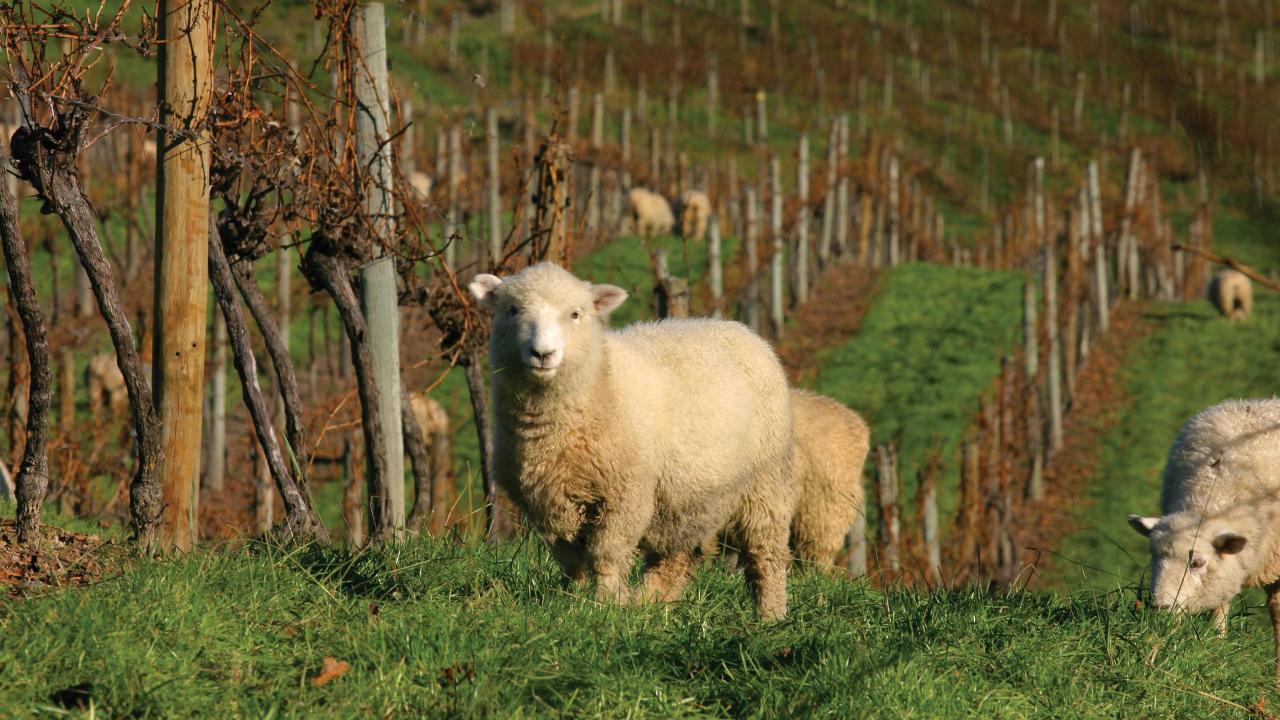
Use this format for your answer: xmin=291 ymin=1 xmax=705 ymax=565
xmin=1 ymin=0 xmax=1279 ymax=716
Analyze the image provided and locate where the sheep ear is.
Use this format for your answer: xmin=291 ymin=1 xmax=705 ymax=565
xmin=469 ymin=274 xmax=503 ymax=306
xmin=1213 ymin=532 xmax=1247 ymax=555
xmin=1128 ymin=515 xmax=1159 ymax=537
xmin=591 ymin=284 xmax=628 ymax=316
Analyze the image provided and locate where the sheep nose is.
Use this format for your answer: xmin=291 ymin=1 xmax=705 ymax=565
xmin=530 ymin=348 xmax=555 ymax=362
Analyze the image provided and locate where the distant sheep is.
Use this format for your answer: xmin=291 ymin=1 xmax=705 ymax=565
xmin=676 ymin=189 xmax=711 ymax=242
xmin=408 ymin=390 xmax=453 ymax=532
xmin=627 ymin=187 xmax=674 ymax=238
xmin=1208 ymin=268 xmax=1252 ymax=321
xmin=409 ymin=171 xmax=434 ymax=202
xmin=470 ymin=263 xmax=795 ymax=619
xmin=1128 ymin=398 xmax=1280 ymax=677
xmin=85 ymin=353 xmax=126 ymax=415
xmin=789 ymin=389 xmax=871 ymax=571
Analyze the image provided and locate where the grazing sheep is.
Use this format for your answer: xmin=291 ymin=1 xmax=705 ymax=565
xmin=1208 ymin=268 xmax=1253 ymax=321
xmin=85 ymin=353 xmax=127 ymax=416
xmin=789 ymin=389 xmax=871 ymax=571
xmin=627 ymin=187 xmax=675 ymax=238
xmin=409 ymin=170 xmax=434 ymax=201
xmin=470 ymin=262 xmax=795 ymax=619
xmin=408 ymin=390 xmax=454 ymax=532
xmin=676 ymin=189 xmax=711 ymax=242
xmin=1128 ymin=398 xmax=1280 ymax=678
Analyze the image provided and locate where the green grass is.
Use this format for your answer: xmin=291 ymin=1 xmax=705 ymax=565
xmin=809 ymin=262 xmax=1025 ymax=519
xmin=1 ymin=533 xmax=1277 ymax=718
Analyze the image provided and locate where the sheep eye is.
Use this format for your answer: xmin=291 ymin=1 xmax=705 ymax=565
xmin=1190 ymin=557 xmax=1207 ymax=570
xmin=507 ymin=305 xmax=519 ymax=318
xmin=571 ymin=309 xmax=582 ymax=321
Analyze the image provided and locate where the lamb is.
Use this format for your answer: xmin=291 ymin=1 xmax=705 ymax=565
xmin=470 ymin=262 xmax=795 ymax=619
xmin=789 ymin=389 xmax=871 ymax=571
xmin=1128 ymin=398 xmax=1280 ymax=679
xmin=85 ymin=353 xmax=127 ymax=416
xmin=627 ymin=187 xmax=675 ymax=238
xmin=676 ymin=189 xmax=711 ymax=242
xmin=708 ymin=389 xmax=870 ymax=573
xmin=1208 ymin=268 xmax=1253 ymax=321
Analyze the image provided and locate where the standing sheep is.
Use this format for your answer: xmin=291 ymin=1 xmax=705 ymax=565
xmin=789 ymin=389 xmax=871 ymax=571
xmin=676 ymin=189 xmax=711 ymax=242
xmin=1208 ymin=268 xmax=1253 ymax=321
xmin=1128 ymin=398 xmax=1280 ymax=678
xmin=470 ymin=263 xmax=795 ymax=619
xmin=408 ymin=390 xmax=453 ymax=532
xmin=627 ymin=187 xmax=675 ymax=238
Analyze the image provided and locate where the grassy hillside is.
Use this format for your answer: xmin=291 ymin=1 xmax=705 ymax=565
xmin=1 ymin=533 xmax=1275 ymax=718
xmin=809 ymin=263 xmax=1025 ymax=517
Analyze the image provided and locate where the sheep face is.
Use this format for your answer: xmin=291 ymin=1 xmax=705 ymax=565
xmin=470 ymin=263 xmax=627 ymax=386
xmin=1128 ymin=512 xmax=1250 ymax=612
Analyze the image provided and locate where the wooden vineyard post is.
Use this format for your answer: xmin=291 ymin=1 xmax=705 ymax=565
xmin=795 ymin=134 xmax=810 ymax=305
xmin=153 ymin=0 xmax=214 ymax=553
xmin=846 ymin=504 xmax=868 ymax=576
xmin=708 ymin=214 xmax=723 ymax=319
xmin=1044 ymin=239 xmax=1064 ymax=454
xmin=204 ymin=316 xmax=227 ymax=491
xmin=652 ymin=249 xmax=689 ymax=320
xmin=769 ymin=155 xmax=784 ymax=338
xmin=1088 ymin=159 xmax=1108 ymax=333
xmin=919 ymin=462 xmax=941 ymax=585
xmin=486 ymin=107 xmax=502 ymax=266
xmin=353 ymin=2 xmax=405 ymax=540
xmin=532 ymin=137 xmax=573 ymax=265
xmin=744 ymin=186 xmax=761 ymax=332
xmin=874 ymin=443 xmax=901 ymax=578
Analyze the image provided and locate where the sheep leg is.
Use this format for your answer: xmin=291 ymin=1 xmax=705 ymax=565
xmin=1267 ymin=582 xmax=1280 ymax=684
xmin=734 ymin=463 xmax=795 ymax=621
xmin=548 ymin=539 xmax=589 ymax=588
xmin=637 ymin=551 xmax=698 ymax=603
xmin=584 ymin=498 xmax=650 ymax=605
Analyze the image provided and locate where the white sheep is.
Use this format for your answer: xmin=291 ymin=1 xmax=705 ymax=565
xmin=1208 ymin=268 xmax=1253 ymax=321
xmin=470 ymin=262 xmax=795 ymax=619
xmin=790 ymin=389 xmax=871 ymax=571
xmin=85 ymin=353 xmax=127 ymax=416
xmin=627 ymin=187 xmax=674 ymax=239
xmin=409 ymin=170 xmax=434 ymax=202
xmin=707 ymin=389 xmax=870 ymax=573
xmin=676 ymin=189 xmax=711 ymax=242
xmin=1128 ymin=398 xmax=1280 ymax=678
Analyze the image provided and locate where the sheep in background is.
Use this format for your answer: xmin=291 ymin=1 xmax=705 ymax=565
xmin=709 ymin=389 xmax=870 ymax=573
xmin=676 ymin=189 xmax=711 ymax=242
xmin=627 ymin=187 xmax=674 ymax=238
xmin=471 ymin=263 xmax=795 ymax=620
xmin=409 ymin=171 xmax=434 ymax=202
xmin=1208 ymin=268 xmax=1253 ymax=321
xmin=408 ymin=390 xmax=453 ymax=533
xmin=789 ymin=389 xmax=871 ymax=571
xmin=1128 ymin=398 xmax=1280 ymax=679
xmin=85 ymin=353 xmax=127 ymax=416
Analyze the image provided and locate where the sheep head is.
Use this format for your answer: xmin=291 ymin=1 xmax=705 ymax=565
xmin=1128 ymin=510 xmax=1254 ymax=612
xmin=470 ymin=263 xmax=626 ymax=388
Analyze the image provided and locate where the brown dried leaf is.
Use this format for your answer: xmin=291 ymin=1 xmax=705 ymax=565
xmin=311 ymin=656 xmax=350 ymax=687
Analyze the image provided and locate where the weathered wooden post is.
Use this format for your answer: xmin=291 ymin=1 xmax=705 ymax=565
xmin=875 ymin=443 xmax=900 ymax=577
xmin=836 ymin=113 xmax=850 ymax=256
xmin=204 ymin=315 xmax=227 ymax=491
xmin=755 ymin=90 xmax=768 ymax=145
xmin=744 ymin=186 xmax=761 ymax=332
xmin=708 ymin=214 xmax=723 ymax=319
xmin=769 ymin=155 xmax=785 ymax=337
xmin=446 ymin=123 xmax=462 ymax=266
xmin=1044 ymin=242 xmax=1064 ymax=454
xmin=919 ymin=463 xmax=941 ymax=585
xmin=795 ymin=134 xmax=810 ymax=304
xmin=153 ymin=0 xmax=214 ymax=552
xmin=1088 ymin=159 xmax=1108 ymax=333
xmin=587 ymin=92 xmax=604 ymax=236
xmin=652 ymin=249 xmax=690 ymax=319
xmin=486 ymin=107 xmax=502 ymax=266
xmin=707 ymin=55 xmax=719 ymax=137
xmin=819 ymin=117 xmax=838 ymax=266
xmin=887 ymin=154 xmax=901 ymax=266
xmin=350 ymin=2 xmax=405 ymax=540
